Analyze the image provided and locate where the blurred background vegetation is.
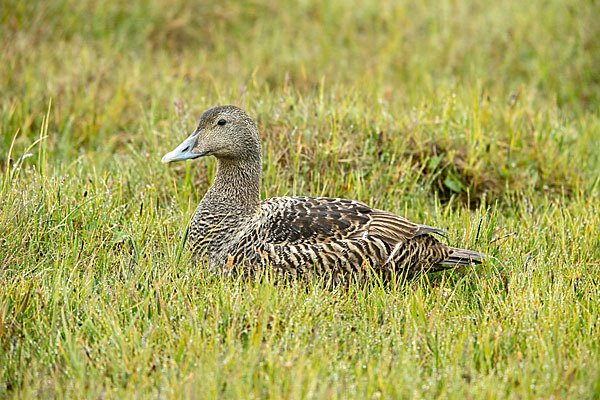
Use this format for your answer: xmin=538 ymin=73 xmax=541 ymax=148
xmin=2 ymin=0 xmax=599 ymax=204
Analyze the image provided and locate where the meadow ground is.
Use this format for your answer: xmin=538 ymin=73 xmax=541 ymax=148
xmin=1 ymin=0 xmax=600 ymax=398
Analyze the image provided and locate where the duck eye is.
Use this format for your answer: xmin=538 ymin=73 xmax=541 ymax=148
xmin=217 ymin=119 xmax=227 ymax=126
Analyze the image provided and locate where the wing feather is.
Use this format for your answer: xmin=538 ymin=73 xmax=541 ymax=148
xmin=259 ymin=196 xmax=444 ymax=247
xmin=250 ymin=196 xmax=484 ymax=274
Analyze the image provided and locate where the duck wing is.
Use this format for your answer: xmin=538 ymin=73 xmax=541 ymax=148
xmin=258 ymin=196 xmax=448 ymax=246
xmin=248 ymin=196 xmax=482 ymax=277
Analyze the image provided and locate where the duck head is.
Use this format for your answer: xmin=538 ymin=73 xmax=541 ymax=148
xmin=162 ymin=105 xmax=261 ymax=164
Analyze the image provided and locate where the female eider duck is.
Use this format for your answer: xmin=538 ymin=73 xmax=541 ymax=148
xmin=162 ymin=105 xmax=485 ymax=281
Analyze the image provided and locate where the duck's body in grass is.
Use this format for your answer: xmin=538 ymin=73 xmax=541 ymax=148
xmin=162 ymin=105 xmax=485 ymax=282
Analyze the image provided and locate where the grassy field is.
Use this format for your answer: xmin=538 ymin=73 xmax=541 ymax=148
xmin=2 ymin=0 xmax=600 ymax=398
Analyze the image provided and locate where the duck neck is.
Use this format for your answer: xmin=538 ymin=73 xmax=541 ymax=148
xmin=201 ymin=155 xmax=262 ymax=214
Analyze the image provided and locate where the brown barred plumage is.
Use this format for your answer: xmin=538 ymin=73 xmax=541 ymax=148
xmin=162 ymin=105 xmax=485 ymax=282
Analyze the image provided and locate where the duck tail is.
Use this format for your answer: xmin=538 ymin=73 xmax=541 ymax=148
xmin=441 ymin=247 xmax=486 ymax=266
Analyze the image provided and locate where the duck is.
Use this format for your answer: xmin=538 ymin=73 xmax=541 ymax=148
xmin=162 ymin=105 xmax=485 ymax=282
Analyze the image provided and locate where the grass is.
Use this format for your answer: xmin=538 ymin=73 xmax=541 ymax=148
xmin=1 ymin=0 xmax=600 ymax=398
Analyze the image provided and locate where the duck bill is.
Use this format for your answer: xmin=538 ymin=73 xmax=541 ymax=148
xmin=161 ymin=131 xmax=206 ymax=163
